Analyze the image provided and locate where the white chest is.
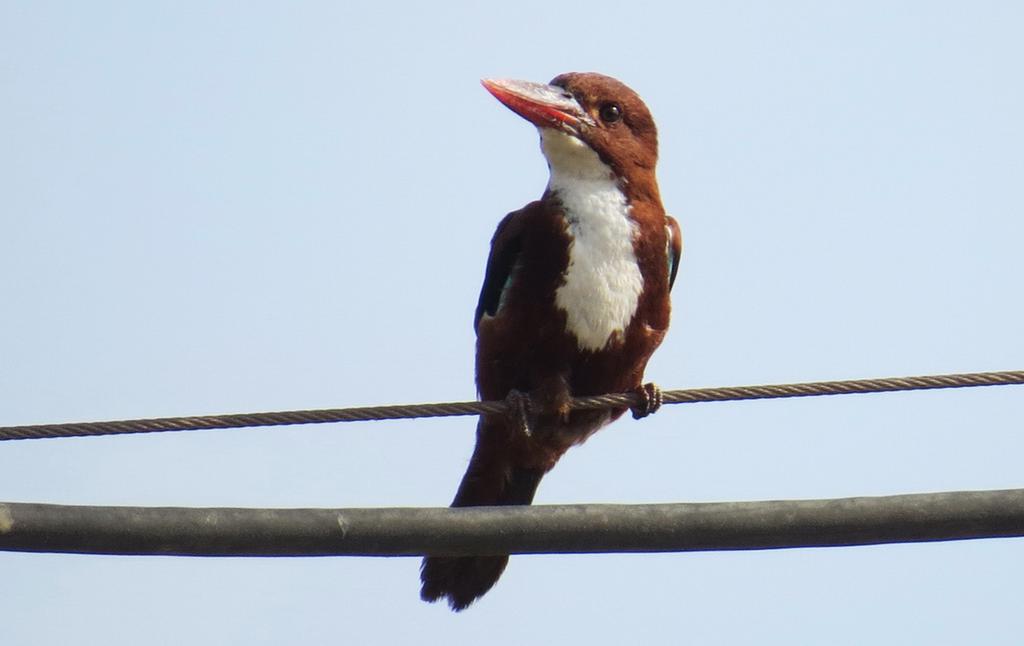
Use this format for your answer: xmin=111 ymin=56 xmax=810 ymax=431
xmin=543 ymin=136 xmax=644 ymax=352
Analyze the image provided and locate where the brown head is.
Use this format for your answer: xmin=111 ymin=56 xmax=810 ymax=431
xmin=481 ymin=73 xmax=660 ymax=198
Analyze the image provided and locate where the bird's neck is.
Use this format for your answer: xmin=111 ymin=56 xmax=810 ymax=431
xmin=540 ymin=129 xmax=617 ymax=184
xmin=539 ymin=128 xmax=662 ymax=216
xmin=540 ymin=128 xmax=629 ymax=223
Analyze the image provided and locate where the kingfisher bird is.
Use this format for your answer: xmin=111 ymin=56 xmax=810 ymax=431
xmin=420 ymin=73 xmax=682 ymax=611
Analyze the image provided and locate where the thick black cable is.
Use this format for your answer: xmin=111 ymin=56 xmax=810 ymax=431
xmin=1 ymin=489 xmax=1022 ymax=556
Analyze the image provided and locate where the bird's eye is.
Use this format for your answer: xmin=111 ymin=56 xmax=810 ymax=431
xmin=599 ymin=102 xmax=622 ymax=123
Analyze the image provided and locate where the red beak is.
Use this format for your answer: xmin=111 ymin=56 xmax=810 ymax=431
xmin=481 ymin=78 xmax=593 ymax=132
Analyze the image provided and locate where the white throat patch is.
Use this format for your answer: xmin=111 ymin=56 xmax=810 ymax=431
xmin=541 ymin=129 xmax=643 ymax=352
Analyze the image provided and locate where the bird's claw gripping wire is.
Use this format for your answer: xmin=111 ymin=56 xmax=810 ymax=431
xmin=631 ymin=382 xmax=663 ymax=419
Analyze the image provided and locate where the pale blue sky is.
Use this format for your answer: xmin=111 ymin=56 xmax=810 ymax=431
xmin=3 ymin=1 xmax=1023 ymax=643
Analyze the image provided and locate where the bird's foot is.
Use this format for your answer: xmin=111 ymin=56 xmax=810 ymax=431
xmin=630 ymin=382 xmax=663 ymax=420
xmin=504 ymin=389 xmax=533 ymax=438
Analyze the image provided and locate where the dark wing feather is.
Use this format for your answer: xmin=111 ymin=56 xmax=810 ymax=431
xmin=474 ymin=211 xmax=526 ymax=331
xmin=666 ymin=215 xmax=683 ymax=291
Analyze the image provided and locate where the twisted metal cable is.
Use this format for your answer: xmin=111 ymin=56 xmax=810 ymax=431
xmin=1 ymin=370 xmax=1021 ymax=442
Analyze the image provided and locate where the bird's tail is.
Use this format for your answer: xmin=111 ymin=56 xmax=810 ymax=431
xmin=420 ymin=415 xmax=544 ymax=611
